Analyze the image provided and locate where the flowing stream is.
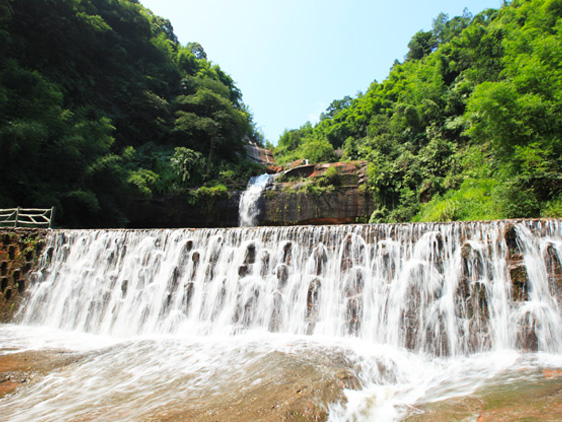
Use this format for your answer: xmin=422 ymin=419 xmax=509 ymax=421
xmin=238 ymin=173 xmax=273 ymax=226
xmin=1 ymin=220 xmax=562 ymax=421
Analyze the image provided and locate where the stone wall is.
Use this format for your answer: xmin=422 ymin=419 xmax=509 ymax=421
xmin=262 ymin=188 xmax=373 ymax=225
xmin=0 ymin=228 xmax=47 ymax=322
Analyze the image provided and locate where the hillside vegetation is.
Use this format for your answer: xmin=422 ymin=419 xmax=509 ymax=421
xmin=0 ymin=0 xmax=262 ymax=227
xmin=274 ymin=0 xmax=562 ymax=223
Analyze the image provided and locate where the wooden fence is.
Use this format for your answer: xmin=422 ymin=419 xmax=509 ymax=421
xmin=0 ymin=207 xmax=55 ymax=228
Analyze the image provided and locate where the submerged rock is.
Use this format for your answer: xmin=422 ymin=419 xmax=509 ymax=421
xmin=151 ymin=350 xmax=359 ymax=422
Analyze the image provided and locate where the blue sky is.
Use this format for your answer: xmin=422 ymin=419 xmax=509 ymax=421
xmin=140 ymin=0 xmax=503 ymax=144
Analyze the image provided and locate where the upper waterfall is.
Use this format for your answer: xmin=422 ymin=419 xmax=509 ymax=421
xmin=238 ymin=173 xmax=274 ymax=226
xmin=19 ymin=219 xmax=562 ymax=356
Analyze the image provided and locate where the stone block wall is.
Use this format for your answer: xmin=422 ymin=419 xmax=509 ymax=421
xmin=0 ymin=228 xmax=47 ymax=322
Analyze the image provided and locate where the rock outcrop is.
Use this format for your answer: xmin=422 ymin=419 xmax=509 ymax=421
xmin=262 ymin=161 xmax=374 ymax=225
xmin=126 ymin=161 xmax=374 ymax=228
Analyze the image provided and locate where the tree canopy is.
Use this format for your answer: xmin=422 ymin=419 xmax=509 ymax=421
xmin=274 ymin=0 xmax=562 ymax=223
xmin=0 ymin=0 xmax=262 ymax=227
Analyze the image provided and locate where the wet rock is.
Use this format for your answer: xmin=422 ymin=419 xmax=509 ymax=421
xmin=45 ymin=246 xmax=54 ymax=262
xmin=282 ymin=242 xmax=292 ymax=265
xmin=238 ymin=264 xmax=249 ymax=277
xmin=269 ymin=290 xmax=283 ymax=332
xmin=346 ymin=295 xmax=362 ymax=335
xmin=510 ymin=263 xmax=529 ymax=302
xmin=404 ymin=368 xmax=562 ymax=422
xmin=121 ymin=280 xmax=128 ymax=297
xmin=345 ymin=269 xmax=364 ymax=298
xmin=340 ymin=234 xmax=365 ymax=273
xmin=244 ymin=243 xmax=256 ymax=265
xmin=544 ymin=242 xmax=562 ymax=297
xmin=191 ymin=252 xmax=200 ymax=279
xmin=503 ymin=223 xmax=522 ymax=258
xmin=517 ymin=312 xmax=538 ymax=352
xmin=260 ymin=251 xmax=270 ymax=278
xmin=153 ymin=349 xmax=358 ymax=422
xmin=168 ymin=266 xmax=181 ymax=294
xmin=184 ymin=282 xmax=194 ymax=310
xmin=402 ymin=288 xmax=421 ymax=351
xmin=461 ymin=242 xmax=474 ymax=260
xmin=432 ymin=232 xmax=444 ymax=255
xmin=313 ymin=246 xmax=328 ymax=276
xmin=0 ymin=350 xmax=84 ymax=399
xmin=460 ymin=243 xmax=484 ymax=281
xmin=340 ymin=257 xmax=353 ymax=273
xmin=276 ymin=264 xmax=289 ymax=289
xmin=376 ymin=241 xmax=396 ymax=283
xmin=307 ymin=279 xmax=321 ymax=333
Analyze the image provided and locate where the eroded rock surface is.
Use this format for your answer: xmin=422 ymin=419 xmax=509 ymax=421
xmin=152 ymin=350 xmax=359 ymax=422
xmin=404 ymin=368 xmax=562 ymax=422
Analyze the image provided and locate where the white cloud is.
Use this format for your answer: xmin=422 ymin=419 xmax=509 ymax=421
xmin=307 ymin=102 xmax=328 ymax=125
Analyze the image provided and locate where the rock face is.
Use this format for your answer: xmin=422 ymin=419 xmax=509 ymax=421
xmin=262 ymin=161 xmax=374 ymax=225
xmin=262 ymin=188 xmax=373 ymax=225
xmin=125 ymin=161 xmax=374 ymax=228
xmin=244 ymin=143 xmax=276 ymax=167
xmin=0 ymin=228 xmax=46 ymax=322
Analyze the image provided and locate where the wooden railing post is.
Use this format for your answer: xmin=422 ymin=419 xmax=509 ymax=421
xmin=49 ymin=206 xmax=56 ymax=229
xmin=14 ymin=207 xmax=20 ymax=228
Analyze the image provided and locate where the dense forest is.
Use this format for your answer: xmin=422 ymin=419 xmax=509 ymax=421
xmin=2 ymin=0 xmax=561 ymax=227
xmin=274 ymin=0 xmax=562 ymax=223
xmin=0 ymin=0 xmax=263 ymax=227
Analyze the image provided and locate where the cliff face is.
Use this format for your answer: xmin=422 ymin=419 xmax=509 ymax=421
xmin=262 ymin=161 xmax=373 ymax=225
xmin=261 ymin=188 xmax=372 ymax=225
xmin=125 ymin=161 xmax=374 ymax=228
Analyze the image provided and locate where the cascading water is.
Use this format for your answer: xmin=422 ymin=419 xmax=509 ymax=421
xmin=1 ymin=220 xmax=562 ymax=421
xmin=238 ymin=173 xmax=273 ymax=226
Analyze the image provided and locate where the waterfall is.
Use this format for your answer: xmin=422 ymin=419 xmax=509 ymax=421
xmin=16 ymin=220 xmax=562 ymax=352
xmin=238 ymin=173 xmax=273 ymax=226
xmin=3 ymin=220 xmax=562 ymax=421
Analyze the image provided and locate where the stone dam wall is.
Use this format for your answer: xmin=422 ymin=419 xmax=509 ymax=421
xmin=0 ymin=228 xmax=47 ymax=322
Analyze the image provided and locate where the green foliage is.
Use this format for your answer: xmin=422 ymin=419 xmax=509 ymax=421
xmin=128 ymin=169 xmax=159 ymax=198
xmin=299 ymin=181 xmax=334 ymax=196
xmin=319 ymin=166 xmax=341 ymax=187
xmin=276 ymin=0 xmax=562 ymax=223
xmin=170 ymin=147 xmax=204 ymax=187
xmin=0 ymin=0 xmax=262 ymax=227
xmin=415 ymin=179 xmax=503 ymax=222
xmin=187 ymin=183 xmax=229 ymax=212
xmin=541 ymin=195 xmax=562 ymax=218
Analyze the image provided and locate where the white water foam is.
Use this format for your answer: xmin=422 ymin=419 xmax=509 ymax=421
xmin=1 ymin=220 xmax=562 ymax=421
xmin=238 ymin=173 xmax=273 ymax=226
